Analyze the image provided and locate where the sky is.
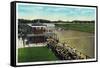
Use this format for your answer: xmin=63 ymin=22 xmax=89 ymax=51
xmin=17 ymin=3 xmax=96 ymax=21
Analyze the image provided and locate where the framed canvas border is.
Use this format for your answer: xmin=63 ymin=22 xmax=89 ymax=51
xmin=10 ymin=1 xmax=98 ymax=67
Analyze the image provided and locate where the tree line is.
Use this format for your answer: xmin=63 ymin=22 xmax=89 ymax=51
xmin=18 ymin=19 xmax=95 ymax=24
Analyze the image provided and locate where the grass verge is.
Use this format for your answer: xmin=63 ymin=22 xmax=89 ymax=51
xmin=18 ymin=46 xmax=58 ymax=63
xmin=55 ymin=23 xmax=94 ymax=33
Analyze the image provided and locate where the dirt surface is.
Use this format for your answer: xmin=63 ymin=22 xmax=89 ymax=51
xmin=55 ymin=30 xmax=95 ymax=58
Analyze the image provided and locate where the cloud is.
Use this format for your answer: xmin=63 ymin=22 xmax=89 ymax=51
xmin=17 ymin=4 xmax=96 ymax=21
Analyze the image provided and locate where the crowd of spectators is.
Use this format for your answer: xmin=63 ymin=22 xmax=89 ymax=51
xmin=47 ymin=39 xmax=87 ymax=60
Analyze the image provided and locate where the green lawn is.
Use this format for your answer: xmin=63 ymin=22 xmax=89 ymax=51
xmin=18 ymin=46 xmax=58 ymax=63
xmin=55 ymin=23 xmax=95 ymax=33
